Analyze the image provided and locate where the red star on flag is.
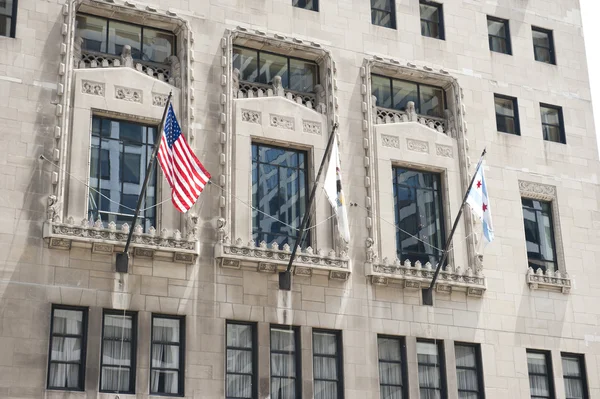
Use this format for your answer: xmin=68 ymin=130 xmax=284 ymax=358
xmin=477 ymin=180 xmax=482 ymax=189
xmin=482 ymin=203 xmax=488 ymax=212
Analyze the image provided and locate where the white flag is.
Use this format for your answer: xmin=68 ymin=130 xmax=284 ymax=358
xmin=323 ymin=135 xmax=351 ymax=243
xmin=466 ymin=162 xmax=494 ymax=243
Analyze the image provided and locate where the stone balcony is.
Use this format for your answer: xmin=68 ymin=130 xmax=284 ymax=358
xmin=527 ymin=267 xmax=571 ymax=294
xmin=374 ymin=102 xmax=453 ymax=136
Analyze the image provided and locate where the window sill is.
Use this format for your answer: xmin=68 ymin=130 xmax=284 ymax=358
xmin=527 ymin=267 xmax=571 ymax=294
xmin=215 ymin=239 xmax=350 ymax=280
xmin=43 ymin=218 xmax=199 ymax=264
xmin=365 ymin=259 xmax=486 ymax=297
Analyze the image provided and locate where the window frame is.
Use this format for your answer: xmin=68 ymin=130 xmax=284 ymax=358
xmin=561 ymin=352 xmax=589 ymax=399
xmin=420 ymin=1 xmax=445 ymax=40
xmin=454 ymin=342 xmax=485 ymax=399
xmin=532 ymin=26 xmax=556 ymax=65
xmin=540 ymin=103 xmax=565 ymax=144
xmin=526 ymin=349 xmax=555 ymax=399
xmin=0 ymin=0 xmax=18 ymax=38
xmin=292 ymin=0 xmax=318 ymax=11
xmin=270 ymin=325 xmax=302 ymax=399
xmin=76 ymin=12 xmax=177 ymax=63
xmin=377 ymin=335 xmax=408 ymax=399
xmin=99 ymin=309 xmax=138 ymax=394
xmin=150 ymin=314 xmax=186 ymax=397
xmin=370 ymin=0 xmax=397 ymax=29
xmin=312 ymin=328 xmax=344 ymax=399
xmin=47 ymin=304 xmax=89 ymax=391
xmin=226 ymin=320 xmax=258 ymax=399
xmin=521 ymin=198 xmax=558 ymax=273
xmin=416 ymin=338 xmax=447 ymax=399
xmin=494 ymin=93 xmax=520 ymax=135
xmin=487 ymin=16 xmax=512 ymax=55
xmin=371 ymin=74 xmax=447 ymax=117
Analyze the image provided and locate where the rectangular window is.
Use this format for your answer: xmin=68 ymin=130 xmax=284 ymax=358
xmin=47 ymin=305 xmax=88 ymax=391
xmin=232 ymin=46 xmax=318 ymax=93
xmin=417 ymin=340 xmax=446 ymax=399
xmin=76 ymin=13 xmax=175 ymax=63
xmin=562 ymin=353 xmax=588 ymax=399
xmin=522 ymin=198 xmax=557 ymax=273
xmin=292 ymin=0 xmax=318 ymax=11
xmin=540 ymin=104 xmax=565 ymax=143
xmin=487 ymin=17 xmax=511 ymax=55
xmin=0 ymin=0 xmax=17 ymax=38
xmin=393 ymin=167 xmax=445 ymax=266
xmin=377 ymin=336 xmax=407 ymax=399
xmin=226 ymin=322 xmax=257 ymax=399
xmin=532 ymin=27 xmax=555 ymax=64
xmin=455 ymin=343 xmax=484 ymax=399
xmin=494 ymin=94 xmax=520 ymax=135
xmin=271 ymin=326 xmax=301 ymax=399
xmin=150 ymin=315 xmax=185 ymax=396
xmin=89 ymin=116 xmax=157 ymax=232
xmin=313 ymin=329 xmax=343 ymax=399
xmin=420 ymin=1 xmax=444 ymax=39
xmin=100 ymin=310 xmax=137 ymax=393
xmin=372 ymin=75 xmax=446 ymax=118
xmin=527 ymin=350 xmax=554 ymax=399
xmin=371 ymin=0 xmax=396 ymax=29
xmin=252 ymin=143 xmax=309 ymax=248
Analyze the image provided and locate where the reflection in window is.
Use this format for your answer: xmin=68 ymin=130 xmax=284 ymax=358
xmin=540 ymin=103 xmax=565 ymax=143
xmin=226 ymin=322 xmax=256 ymax=399
xmin=487 ymin=17 xmax=511 ymax=55
xmin=417 ymin=340 xmax=445 ymax=399
xmin=522 ymin=198 xmax=557 ymax=273
xmin=494 ymin=94 xmax=520 ymax=135
xmin=420 ymin=1 xmax=444 ymax=39
xmin=252 ymin=143 xmax=308 ymax=248
xmin=377 ymin=336 xmax=407 ymax=399
xmin=313 ymin=330 xmax=343 ymax=399
xmin=293 ymin=0 xmax=318 ymax=11
xmin=371 ymin=0 xmax=396 ymax=29
xmin=527 ymin=350 xmax=554 ymax=399
xmin=393 ymin=168 xmax=444 ymax=266
xmin=0 ymin=0 xmax=17 ymax=38
xmin=372 ymin=75 xmax=445 ymax=118
xmin=271 ymin=327 xmax=301 ymax=399
xmin=89 ymin=116 xmax=157 ymax=231
xmin=532 ymin=27 xmax=555 ymax=65
xmin=100 ymin=311 xmax=137 ymax=393
xmin=150 ymin=315 xmax=184 ymax=396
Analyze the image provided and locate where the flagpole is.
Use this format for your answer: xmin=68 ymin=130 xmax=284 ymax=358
xmin=422 ymin=148 xmax=487 ymax=306
xmin=116 ymin=91 xmax=173 ymax=273
xmin=279 ymin=123 xmax=339 ymax=290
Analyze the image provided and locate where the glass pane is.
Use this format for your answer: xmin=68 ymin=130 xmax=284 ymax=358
xmin=313 ymin=332 xmax=337 ymax=355
xmin=529 ymin=374 xmax=550 ymax=397
xmin=122 ymin=151 xmax=141 ymax=184
xmin=372 ymin=0 xmax=393 ymax=11
xmin=457 ymin=369 xmax=478 ymax=391
xmin=314 ymin=356 xmax=337 ymax=380
xmin=420 ymin=85 xmax=444 ymax=117
xmin=153 ymin=317 xmax=180 ymax=343
xmin=421 ymin=20 xmax=439 ymax=39
xmin=490 ymin=36 xmax=508 ymax=53
xmin=48 ymin=363 xmax=80 ymax=389
xmin=150 ymin=369 xmax=179 ymax=394
xmin=564 ymin=378 xmax=584 ymax=399
xmin=540 ymin=212 xmax=555 ymax=261
xmin=455 ymin=345 xmax=476 ymax=367
xmin=51 ymin=337 xmax=81 ymax=361
xmin=495 ymin=96 xmax=515 ymax=117
xmin=76 ymin=14 xmax=107 ymax=53
xmin=378 ymin=337 xmax=401 ymax=361
xmin=271 ymin=353 xmax=296 ymax=377
xmin=392 ymin=80 xmax=418 ymax=112
xmin=533 ymin=30 xmax=550 ymax=48
xmin=420 ymin=4 xmax=439 ymax=22
xmin=228 ymin=323 xmax=253 ymax=348
xmin=562 ymin=357 xmax=582 ymax=377
xmin=102 ymin=340 xmax=132 ymax=366
xmin=543 ymin=125 xmax=562 ymax=142
xmin=101 ymin=366 xmax=130 ymax=392
xmin=535 ymin=46 xmax=552 ymax=63
xmin=108 ymin=21 xmax=142 ymax=59
xmin=418 ymin=364 xmax=441 ymax=388
xmin=272 ymin=378 xmax=296 ymax=399
xmin=380 ymin=362 xmax=402 ymax=385
xmin=259 ymin=52 xmax=288 ymax=86
xmin=488 ymin=19 xmax=506 ymax=38
xmin=233 ymin=47 xmax=259 ymax=82
xmin=381 ymin=385 xmax=404 ymax=399
xmin=372 ymin=9 xmax=393 ymax=28
xmin=119 ymin=121 xmax=144 ymax=143
xmin=0 ymin=15 xmax=9 ymax=37
xmin=290 ymin=59 xmax=317 ymax=92
xmin=372 ymin=75 xmax=392 ymax=108
xmin=458 ymin=393 xmax=479 ymax=399
xmin=417 ymin=342 xmax=438 ymax=362
xmin=271 ymin=328 xmax=295 ymax=352
xmin=0 ymin=1 xmax=14 ymax=17
xmin=541 ymin=106 xmax=560 ymax=125
xmin=227 ymin=374 xmax=252 ymax=398
xmin=227 ymin=349 xmax=253 ymax=373
xmin=151 ymin=344 xmax=180 ymax=368
xmin=315 ymin=380 xmax=337 ymax=399
xmin=527 ymin=352 xmax=548 ymax=374
xmin=142 ymin=28 xmax=174 ymax=63
xmin=53 ymin=309 xmax=83 ymax=335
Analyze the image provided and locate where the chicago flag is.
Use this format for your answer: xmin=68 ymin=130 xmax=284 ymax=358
xmin=466 ymin=162 xmax=494 ymax=244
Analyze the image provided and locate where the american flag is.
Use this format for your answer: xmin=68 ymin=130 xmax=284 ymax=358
xmin=157 ymin=103 xmax=210 ymax=213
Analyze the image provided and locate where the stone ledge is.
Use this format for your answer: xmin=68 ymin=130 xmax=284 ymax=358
xmin=215 ymin=239 xmax=350 ymax=280
xmin=365 ymin=259 xmax=486 ymax=297
xmin=527 ymin=267 xmax=571 ymax=294
xmin=43 ymin=218 xmax=199 ymax=264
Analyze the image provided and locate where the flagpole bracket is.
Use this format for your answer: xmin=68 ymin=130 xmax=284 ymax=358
xmin=116 ymin=252 xmax=129 ymax=273
xmin=422 ymin=288 xmax=434 ymax=306
xmin=279 ymin=270 xmax=292 ymax=291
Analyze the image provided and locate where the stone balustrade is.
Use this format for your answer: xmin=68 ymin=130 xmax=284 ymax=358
xmin=526 ymin=267 xmax=571 ymax=293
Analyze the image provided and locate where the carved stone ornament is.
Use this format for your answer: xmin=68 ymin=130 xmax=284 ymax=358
xmin=152 ymin=93 xmax=169 ymax=107
xmin=381 ymin=134 xmax=400 ymax=148
xmin=272 ymin=75 xmax=285 ymax=97
xmin=302 ymin=120 xmax=321 ymax=135
xmin=168 ymin=55 xmax=181 ymax=87
xmin=82 ymin=80 xmax=105 ymax=96
xmin=406 ymin=138 xmax=429 ymax=153
xmin=120 ymin=45 xmax=134 ymax=68
xmin=270 ymin=114 xmax=294 ymax=130
xmin=436 ymin=144 xmax=453 ymax=158
xmin=518 ymin=180 xmax=557 ymax=200
xmin=115 ymin=86 xmax=142 ymax=103
xmin=527 ymin=267 xmax=571 ymax=294
xmin=241 ymin=109 xmax=261 ymax=124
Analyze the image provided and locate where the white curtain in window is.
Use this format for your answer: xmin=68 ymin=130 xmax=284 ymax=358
xmin=313 ymin=332 xmax=338 ymax=399
xmin=417 ymin=342 xmax=441 ymax=399
xmin=455 ymin=345 xmax=478 ymax=396
xmin=150 ymin=318 xmax=180 ymax=394
xmin=226 ymin=324 xmax=253 ymax=398
xmin=528 ymin=353 xmax=550 ymax=397
xmin=562 ymin=357 xmax=584 ymax=399
xmin=49 ymin=310 xmax=82 ymax=388
xmin=101 ymin=314 xmax=132 ymax=391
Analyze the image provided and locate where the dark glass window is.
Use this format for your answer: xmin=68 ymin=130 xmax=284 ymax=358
xmin=532 ymin=27 xmax=555 ymax=64
xmin=47 ymin=305 xmax=88 ymax=391
xmin=527 ymin=350 xmax=554 ymax=399
xmin=226 ymin=322 xmax=257 ymax=399
xmin=0 ymin=0 xmax=18 ymax=38
xmin=540 ymin=104 xmax=565 ymax=143
xmin=313 ymin=330 xmax=343 ymax=399
xmin=252 ymin=143 xmax=309 ymax=248
xmin=76 ymin=14 xmax=175 ymax=63
xmin=377 ymin=336 xmax=407 ymax=399
xmin=455 ymin=343 xmax=484 ymax=399
xmin=420 ymin=1 xmax=444 ymax=39
xmin=233 ymin=46 xmax=318 ymax=93
xmin=292 ymin=0 xmax=318 ymax=11
xmin=487 ymin=17 xmax=511 ymax=55
xmin=393 ymin=167 xmax=444 ymax=266
xmin=522 ymin=198 xmax=557 ymax=273
xmin=150 ymin=315 xmax=185 ymax=396
xmin=89 ymin=116 xmax=157 ymax=231
xmin=100 ymin=311 xmax=137 ymax=393
xmin=372 ymin=75 xmax=445 ymax=118
xmin=371 ymin=0 xmax=396 ymax=29
xmin=494 ymin=94 xmax=520 ymax=135
xmin=271 ymin=326 xmax=301 ymax=399
xmin=417 ymin=340 xmax=446 ymax=399
xmin=562 ymin=354 xmax=588 ymax=399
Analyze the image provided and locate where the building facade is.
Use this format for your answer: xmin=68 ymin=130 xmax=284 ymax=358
xmin=0 ymin=0 xmax=598 ymax=398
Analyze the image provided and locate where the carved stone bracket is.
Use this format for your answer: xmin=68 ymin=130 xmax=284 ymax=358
xmin=527 ymin=267 xmax=571 ymax=294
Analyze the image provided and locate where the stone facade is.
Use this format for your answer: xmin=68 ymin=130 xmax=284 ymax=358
xmin=0 ymin=0 xmax=598 ymax=399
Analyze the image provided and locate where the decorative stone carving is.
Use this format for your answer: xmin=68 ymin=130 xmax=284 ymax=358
xmin=186 ymin=213 xmax=199 ymax=241
xmin=120 ymin=44 xmax=134 ymax=68
xmin=436 ymin=144 xmax=453 ymax=158
xmin=406 ymin=101 xmax=418 ymax=121
xmin=302 ymin=120 xmax=321 ymax=135
xmin=381 ymin=134 xmax=399 ymax=148
xmin=241 ymin=109 xmax=261 ymax=124
xmin=217 ymin=218 xmax=227 ymax=243
xmin=518 ymin=180 xmax=557 ymax=200
xmin=73 ymin=34 xmax=83 ymax=68
xmin=232 ymin=68 xmax=240 ymax=98
xmin=47 ymin=195 xmax=59 ymax=222
xmin=81 ymin=80 xmax=105 ymax=96
xmin=406 ymin=138 xmax=429 ymax=153
xmin=527 ymin=267 xmax=571 ymax=293
xmin=314 ymin=84 xmax=326 ymax=113
xmin=258 ymin=262 xmax=277 ymax=273
xmin=270 ymin=114 xmax=294 ymax=130
xmin=152 ymin=93 xmax=169 ymax=107
xmin=115 ymin=86 xmax=142 ymax=103
xmin=168 ymin=55 xmax=181 ymax=87
xmin=272 ymin=75 xmax=285 ymax=96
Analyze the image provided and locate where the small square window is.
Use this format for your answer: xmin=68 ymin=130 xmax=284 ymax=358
xmin=420 ymin=1 xmax=444 ymax=39
xmin=540 ymin=104 xmax=565 ymax=143
xmin=532 ymin=27 xmax=556 ymax=64
xmin=494 ymin=94 xmax=520 ymax=135
xmin=487 ymin=17 xmax=512 ymax=55
xmin=527 ymin=350 xmax=555 ymax=399
xmin=522 ymin=198 xmax=557 ymax=273
xmin=292 ymin=0 xmax=318 ymax=11
xmin=0 ymin=0 xmax=18 ymax=38
xmin=371 ymin=0 xmax=396 ymax=29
